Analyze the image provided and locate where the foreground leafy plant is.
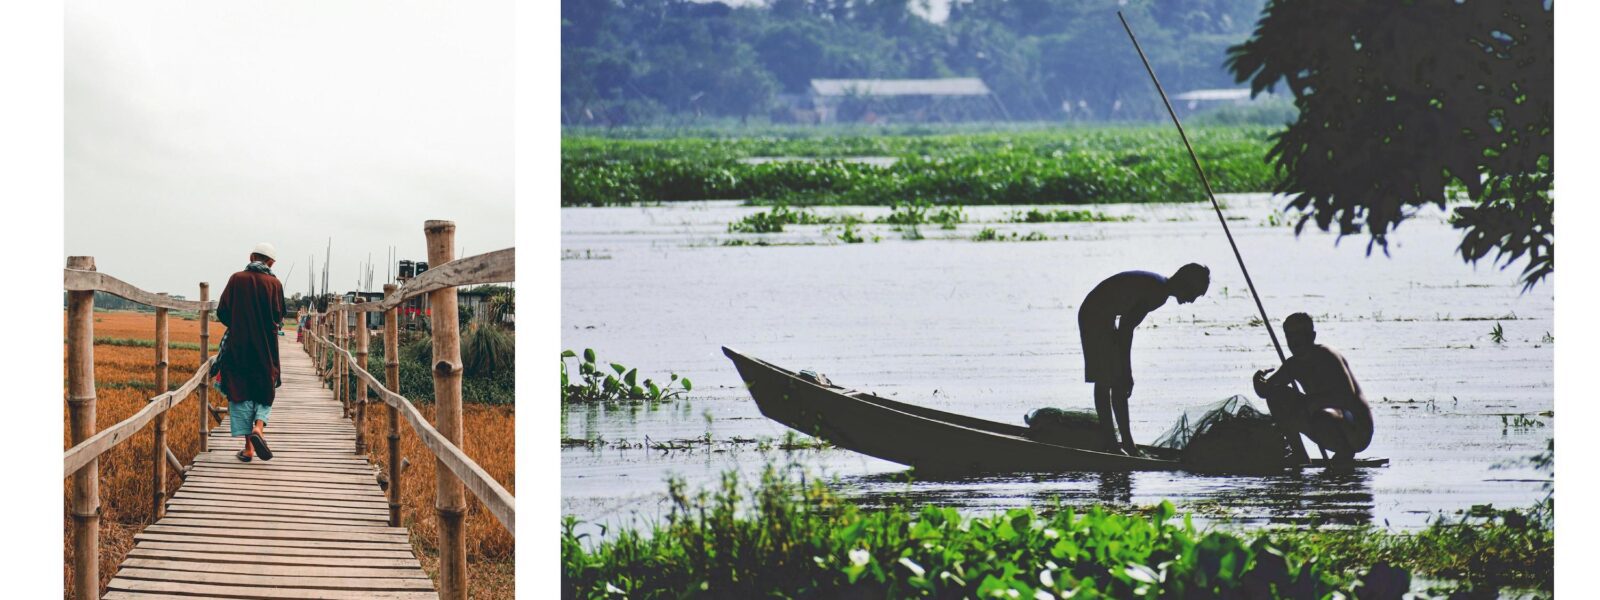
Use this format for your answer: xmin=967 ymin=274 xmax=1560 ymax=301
xmin=563 ymin=468 xmax=1400 ymax=599
xmin=564 ymin=455 xmax=1553 ymax=598
xmin=561 ymin=348 xmax=691 ymax=403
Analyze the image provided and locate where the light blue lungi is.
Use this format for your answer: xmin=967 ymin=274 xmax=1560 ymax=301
xmin=229 ymin=401 xmax=272 ymax=437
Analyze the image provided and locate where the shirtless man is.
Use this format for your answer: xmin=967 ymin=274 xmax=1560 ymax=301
xmin=1079 ymin=264 xmax=1210 ymax=456
xmin=1252 ymin=313 xmax=1374 ymax=464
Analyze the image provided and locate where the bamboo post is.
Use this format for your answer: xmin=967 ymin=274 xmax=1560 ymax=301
xmin=333 ymin=300 xmax=345 ymax=416
xmin=198 ymin=282 xmax=210 ymax=454
xmin=315 ymin=311 xmax=324 ymax=375
xmin=151 ymin=296 xmax=170 ymax=518
xmin=427 ymin=221 xmax=468 ymax=599
xmin=66 ymin=256 xmax=99 ymax=600
xmin=317 ymin=309 xmax=324 ymax=375
xmin=384 ymin=284 xmax=402 ymax=526
xmin=346 ymin=307 xmax=355 ymax=413
xmin=355 ymin=298 xmax=369 ymax=455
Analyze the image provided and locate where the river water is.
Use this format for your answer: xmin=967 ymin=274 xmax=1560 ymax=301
xmin=561 ymin=196 xmax=1552 ymax=538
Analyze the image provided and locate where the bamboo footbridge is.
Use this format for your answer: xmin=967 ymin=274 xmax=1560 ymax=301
xmin=65 ymin=221 xmax=514 ymax=599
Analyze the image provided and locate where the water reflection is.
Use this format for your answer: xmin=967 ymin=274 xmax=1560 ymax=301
xmin=1095 ymin=471 xmax=1133 ymax=505
xmin=1208 ymin=468 xmax=1376 ymax=525
xmin=839 ymin=467 xmax=1373 ymax=526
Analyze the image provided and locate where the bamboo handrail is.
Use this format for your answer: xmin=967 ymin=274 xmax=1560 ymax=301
xmin=63 ymin=356 xmax=214 ymax=478
xmin=309 ymin=330 xmax=515 ymax=533
xmin=64 ymin=269 xmax=215 ymax=312
xmin=324 ymin=247 xmax=513 ymax=313
xmin=62 ymin=230 xmax=510 ymax=600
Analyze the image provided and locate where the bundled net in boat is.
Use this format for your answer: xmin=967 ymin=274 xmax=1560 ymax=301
xmin=1023 ymin=407 xmax=1113 ymax=450
xmin=1154 ymin=395 xmax=1290 ymax=471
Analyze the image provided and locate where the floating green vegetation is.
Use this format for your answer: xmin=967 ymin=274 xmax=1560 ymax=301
xmin=562 ymin=127 xmax=1278 ymax=206
xmin=728 ymin=205 xmax=860 ymax=233
xmin=876 ymin=201 xmax=966 ymax=235
xmin=1009 ymin=208 xmax=1133 ymax=223
xmin=933 ymin=205 xmax=966 ymax=230
xmin=973 ymin=228 xmax=1052 ymax=242
xmin=561 ymin=430 xmax=833 ymax=453
xmin=561 ymin=465 xmax=1552 ymax=598
xmin=1500 ymin=413 xmax=1545 ymax=431
xmin=561 ymin=348 xmax=691 ymax=404
xmin=836 ymin=222 xmax=868 ymax=244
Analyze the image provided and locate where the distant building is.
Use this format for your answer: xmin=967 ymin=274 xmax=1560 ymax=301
xmin=333 ymin=285 xmax=510 ymax=331
xmin=795 ymin=78 xmax=1008 ymax=124
xmin=1172 ymin=88 xmax=1264 ymax=113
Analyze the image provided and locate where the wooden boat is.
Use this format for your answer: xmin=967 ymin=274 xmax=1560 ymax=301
xmin=723 ymin=347 xmax=1387 ymax=475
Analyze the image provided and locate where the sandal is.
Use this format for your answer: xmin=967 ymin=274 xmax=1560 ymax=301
xmin=248 ymin=434 xmax=273 ymax=461
xmin=236 ymin=451 xmax=252 ymax=462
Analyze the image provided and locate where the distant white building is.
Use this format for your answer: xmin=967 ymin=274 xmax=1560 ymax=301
xmin=803 ymin=78 xmax=1006 ymax=123
xmin=1173 ymin=88 xmax=1265 ymax=112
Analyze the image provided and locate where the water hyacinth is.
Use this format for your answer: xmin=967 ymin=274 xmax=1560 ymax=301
xmin=562 ymin=127 xmax=1279 ymax=207
xmin=563 ymin=461 xmax=1552 ymax=598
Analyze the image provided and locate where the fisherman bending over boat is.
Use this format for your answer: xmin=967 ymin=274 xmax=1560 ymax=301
xmin=1252 ymin=313 xmax=1374 ymax=464
xmin=1079 ymin=264 xmax=1210 ymax=456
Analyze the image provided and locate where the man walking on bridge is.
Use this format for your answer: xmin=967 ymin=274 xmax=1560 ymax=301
xmin=218 ymin=242 xmax=286 ymax=462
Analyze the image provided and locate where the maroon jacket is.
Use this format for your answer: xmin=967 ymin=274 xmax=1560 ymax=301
xmin=217 ymin=266 xmax=286 ymax=405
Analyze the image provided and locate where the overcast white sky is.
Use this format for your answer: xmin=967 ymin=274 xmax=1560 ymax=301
xmin=65 ymin=0 xmax=513 ymax=298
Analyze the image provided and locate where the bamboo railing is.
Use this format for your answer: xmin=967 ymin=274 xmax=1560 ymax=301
xmin=305 ymin=220 xmax=514 ymax=600
xmin=62 ymin=257 xmax=217 ymax=600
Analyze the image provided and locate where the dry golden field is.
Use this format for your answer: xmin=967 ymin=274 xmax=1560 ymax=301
xmin=64 ymin=310 xmax=516 ymax=599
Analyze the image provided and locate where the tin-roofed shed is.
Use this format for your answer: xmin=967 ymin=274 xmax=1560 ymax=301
xmin=805 ymin=78 xmax=1006 ymax=123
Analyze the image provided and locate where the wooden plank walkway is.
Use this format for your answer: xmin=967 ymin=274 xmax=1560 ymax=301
xmin=104 ymin=336 xmax=439 ymax=600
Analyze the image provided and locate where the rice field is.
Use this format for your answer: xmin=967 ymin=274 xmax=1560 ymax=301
xmin=62 ymin=310 xmax=224 ymax=597
xmin=63 ymin=310 xmax=516 ymax=599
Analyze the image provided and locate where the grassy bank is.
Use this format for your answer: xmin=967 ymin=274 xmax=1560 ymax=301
xmin=562 ymin=127 xmax=1278 ymax=207
xmin=562 ymin=467 xmax=1551 ymax=599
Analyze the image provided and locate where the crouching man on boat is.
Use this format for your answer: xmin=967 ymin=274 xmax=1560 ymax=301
xmin=1252 ymin=313 xmax=1374 ymax=464
xmin=1079 ymin=264 xmax=1210 ymax=456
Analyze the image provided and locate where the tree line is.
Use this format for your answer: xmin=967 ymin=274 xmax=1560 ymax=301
xmin=562 ymin=0 xmax=1271 ymax=125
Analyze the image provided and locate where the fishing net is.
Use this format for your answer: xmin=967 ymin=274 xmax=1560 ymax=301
xmin=1022 ymin=407 xmax=1113 ymax=450
xmin=1154 ymin=395 xmax=1291 ymax=471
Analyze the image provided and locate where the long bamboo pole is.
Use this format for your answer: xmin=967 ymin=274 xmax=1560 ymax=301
xmin=355 ymin=298 xmax=369 ymax=455
xmin=384 ymin=283 xmax=403 ymax=527
xmin=198 ymin=282 xmax=210 ymax=454
xmin=67 ymin=256 xmax=99 ymax=600
xmin=151 ymin=298 xmax=170 ymax=518
xmin=427 ymin=220 xmax=468 ymax=600
xmin=1117 ymin=12 xmax=1317 ymax=462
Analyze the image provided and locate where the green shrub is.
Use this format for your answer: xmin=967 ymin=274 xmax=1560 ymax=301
xmin=464 ymin=323 xmax=514 ymax=377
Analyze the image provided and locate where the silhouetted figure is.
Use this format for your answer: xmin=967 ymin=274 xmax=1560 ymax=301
xmin=1252 ymin=313 xmax=1374 ymax=464
xmin=1079 ymin=264 xmax=1210 ymax=456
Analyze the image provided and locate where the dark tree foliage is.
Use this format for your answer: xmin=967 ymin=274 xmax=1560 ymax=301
xmin=1227 ymin=1 xmax=1552 ymax=288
